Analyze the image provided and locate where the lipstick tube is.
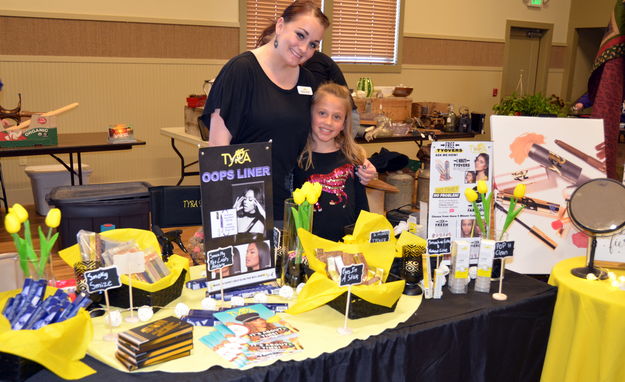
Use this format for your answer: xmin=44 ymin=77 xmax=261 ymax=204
xmin=528 ymin=144 xmax=582 ymax=183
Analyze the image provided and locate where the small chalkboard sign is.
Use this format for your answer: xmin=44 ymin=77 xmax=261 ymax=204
xmin=494 ymin=241 xmax=515 ymax=259
xmin=84 ymin=266 xmax=122 ymax=294
xmin=427 ymin=237 xmax=452 ymax=255
xmin=370 ymin=230 xmax=391 ymax=243
xmin=208 ymin=246 xmax=234 ymax=271
xmin=339 ymin=264 xmax=365 ymax=287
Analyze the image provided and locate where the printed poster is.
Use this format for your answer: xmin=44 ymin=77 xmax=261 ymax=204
xmin=199 ymin=142 xmax=276 ymax=292
xmin=427 ymin=141 xmax=493 ymax=264
xmin=491 ymin=115 xmax=606 ymax=274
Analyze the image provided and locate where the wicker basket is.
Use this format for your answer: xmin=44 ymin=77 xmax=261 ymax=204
xmin=107 ymin=269 xmax=186 ymax=312
xmin=0 ymin=352 xmax=43 ymax=382
xmin=327 ymin=273 xmax=401 ymax=319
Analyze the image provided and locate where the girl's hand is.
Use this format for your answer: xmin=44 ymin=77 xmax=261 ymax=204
xmin=233 ymin=196 xmax=244 ymax=210
xmin=356 ymin=159 xmax=377 ymax=185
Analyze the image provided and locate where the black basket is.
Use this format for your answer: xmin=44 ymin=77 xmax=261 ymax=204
xmin=0 ymin=352 xmax=44 ymax=382
xmin=327 ymin=273 xmax=401 ymax=319
xmin=107 ymin=269 xmax=186 ymax=312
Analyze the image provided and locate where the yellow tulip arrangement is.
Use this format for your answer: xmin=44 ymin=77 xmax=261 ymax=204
xmin=464 ymin=180 xmax=493 ymax=238
xmin=3 ymin=203 xmax=61 ymax=278
xmin=290 ymin=181 xmax=322 ymax=263
xmin=499 ymin=183 xmax=526 ymax=240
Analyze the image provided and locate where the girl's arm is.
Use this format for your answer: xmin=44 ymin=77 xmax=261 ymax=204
xmin=209 ymin=110 xmax=233 ymax=146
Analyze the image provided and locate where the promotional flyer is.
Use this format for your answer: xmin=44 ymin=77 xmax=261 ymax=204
xmin=427 ymin=141 xmax=493 ymax=263
xmin=199 ymin=142 xmax=275 ymax=292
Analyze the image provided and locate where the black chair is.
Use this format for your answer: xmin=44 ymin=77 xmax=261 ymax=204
xmin=149 ymin=185 xmax=202 ymax=264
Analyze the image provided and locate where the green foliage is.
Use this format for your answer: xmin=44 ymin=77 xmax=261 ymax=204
xmin=492 ymin=93 xmax=568 ymax=117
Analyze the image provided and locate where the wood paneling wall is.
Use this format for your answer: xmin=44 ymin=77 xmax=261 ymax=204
xmin=0 ymin=16 xmax=238 ymax=59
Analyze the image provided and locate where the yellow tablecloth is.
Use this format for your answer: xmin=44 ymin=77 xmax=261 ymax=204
xmin=541 ymin=256 xmax=625 ymax=382
xmin=88 ymin=266 xmax=421 ymax=373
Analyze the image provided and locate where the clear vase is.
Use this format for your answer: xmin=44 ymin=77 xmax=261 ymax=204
xmin=20 ymin=251 xmax=55 ymax=286
xmin=280 ymin=198 xmax=313 ymax=286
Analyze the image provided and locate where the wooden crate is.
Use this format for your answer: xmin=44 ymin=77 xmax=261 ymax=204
xmin=354 ymin=97 xmax=412 ymax=121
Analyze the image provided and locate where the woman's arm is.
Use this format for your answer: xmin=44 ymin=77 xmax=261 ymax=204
xmin=208 ymin=109 xmax=233 ymax=146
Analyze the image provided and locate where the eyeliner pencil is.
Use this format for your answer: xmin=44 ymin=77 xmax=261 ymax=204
xmin=554 ymin=139 xmax=606 ymax=173
xmin=495 ymin=202 xmax=557 ymax=250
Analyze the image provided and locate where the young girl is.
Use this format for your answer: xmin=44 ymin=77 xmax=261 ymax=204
xmin=293 ymin=83 xmax=370 ymax=242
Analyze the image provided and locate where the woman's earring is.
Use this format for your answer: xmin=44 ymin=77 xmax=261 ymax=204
xmin=274 ymin=38 xmax=279 ymax=48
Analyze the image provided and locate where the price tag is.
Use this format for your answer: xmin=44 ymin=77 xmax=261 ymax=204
xmin=339 ymin=264 xmax=365 ymax=287
xmin=494 ymin=241 xmax=515 ymax=259
xmin=369 ymin=230 xmax=391 ymax=243
xmin=84 ymin=266 xmax=121 ymax=294
xmin=207 ymin=246 xmax=234 ymax=271
xmin=427 ymin=237 xmax=452 ymax=255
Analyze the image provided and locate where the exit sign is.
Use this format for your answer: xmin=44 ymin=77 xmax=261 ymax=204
xmin=528 ymin=0 xmax=543 ymax=7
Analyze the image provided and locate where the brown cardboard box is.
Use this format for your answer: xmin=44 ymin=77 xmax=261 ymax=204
xmin=184 ymin=106 xmax=203 ymax=138
xmin=354 ymin=97 xmax=412 ymax=121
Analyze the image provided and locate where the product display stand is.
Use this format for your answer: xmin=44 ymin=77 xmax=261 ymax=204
xmin=492 ymin=258 xmax=508 ymax=301
xmin=125 ymin=275 xmax=138 ymax=323
xmin=337 ymin=285 xmax=353 ymax=335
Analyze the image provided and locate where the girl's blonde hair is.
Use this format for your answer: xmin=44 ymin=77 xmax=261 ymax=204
xmin=298 ymin=82 xmax=366 ymax=170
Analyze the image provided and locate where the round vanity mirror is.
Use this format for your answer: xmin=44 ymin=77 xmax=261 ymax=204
xmin=568 ymin=178 xmax=625 ymax=279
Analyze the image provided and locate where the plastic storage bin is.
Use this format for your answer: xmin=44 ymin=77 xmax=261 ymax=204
xmin=25 ymin=164 xmax=92 ymax=216
xmin=47 ymin=182 xmax=151 ymax=249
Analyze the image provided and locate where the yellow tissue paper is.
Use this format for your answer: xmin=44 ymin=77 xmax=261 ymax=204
xmin=0 ymin=290 xmax=95 ymax=380
xmin=287 ymin=211 xmax=405 ymax=315
xmin=59 ymin=228 xmax=190 ymax=292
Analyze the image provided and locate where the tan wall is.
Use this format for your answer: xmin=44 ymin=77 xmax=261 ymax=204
xmin=404 ymin=0 xmax=571 ymax=43
xmin=0 ymin=0 xmax=581 ymax=206
xmin=0 ymin=0 xmax=239 ymax=26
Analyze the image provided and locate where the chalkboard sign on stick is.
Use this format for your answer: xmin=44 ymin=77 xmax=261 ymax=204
xmin=339 ymin=264 xmax=365 ymax=287
xmin=84 ymin=266 xmax=122 ymax=294
xmin=494 ymin=241 xmax=515 ymax=259
xmin=208 ymin=246 xmax=234 ymax=271
xmin=427 ymin=237 xmax=452 ymax=255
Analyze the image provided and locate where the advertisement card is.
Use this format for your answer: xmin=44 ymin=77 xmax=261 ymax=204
xmin=491 ymin=115 xmax=606 ymax=274
xmin=427 ymin=141 xmax=493 ymax=264
xmin=199 ymin=142 xmax=275 ymax=291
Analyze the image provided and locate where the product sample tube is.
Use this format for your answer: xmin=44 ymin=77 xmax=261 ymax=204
xmin=528 ymin=144 xmax=582 ymax=183
xmin=475 ymin=240 xmax=495 ymax=293
xmin=448 ymin=240 xmax=470 ymax=294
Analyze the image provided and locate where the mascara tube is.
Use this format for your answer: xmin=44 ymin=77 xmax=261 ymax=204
xmin=528 ymin=144 xmax=582 ymax=183
xmin=495 ymin=192 xmax=561 ymax=216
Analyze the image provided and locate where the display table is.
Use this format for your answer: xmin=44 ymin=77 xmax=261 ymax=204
xmin=541 ymin=256 xmax=625 ymax=382
xmin=26 ymin=271 xmax=555 ymax=381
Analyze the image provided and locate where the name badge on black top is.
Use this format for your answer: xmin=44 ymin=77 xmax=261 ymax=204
xmin=297 ymin=86 xmax=313 ymax=95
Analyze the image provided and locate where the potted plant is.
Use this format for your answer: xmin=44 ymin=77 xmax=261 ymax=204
xmin=492 ymin=93 xmax=568 ymax=117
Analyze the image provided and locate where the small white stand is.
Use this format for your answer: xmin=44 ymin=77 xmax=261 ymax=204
xmin=102 ymin=290 xmax=117 ymax=341
xmin=337 ymin=285 xmax=353 ymax=335
xmin=125 ymin=274 xmax=139 ymax=323
xmin=492 ymin=258 xmax=508 ymax=301
xmin=220 ymin=268 xmax=225 ymax=304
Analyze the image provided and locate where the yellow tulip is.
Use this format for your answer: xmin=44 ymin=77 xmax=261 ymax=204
xmin=45 ymin=208 xmax=61 ymax=228
xmin=513 ymin=183 xmax=526 ymax=199
xmin=306 ymin=183 xmax=321 ymax=204
xmin=301 ymin=182 xmax=313 ymax=196
xmin=293 ymin=188 xmax=306 ymax=205
xmin=464 ymin=188 xmax=478 ymax=203
xmin=476 ymin=180 xmax=488 ymax=194
xmin=312 ymin=182 xmax=323 ymax=198
xmin=11 ymin=203 xmax=28 ymax=223
xmin=4 ymin=213 xmax=21 ymax=234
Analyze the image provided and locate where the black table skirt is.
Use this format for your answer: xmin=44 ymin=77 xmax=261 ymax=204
xmin=27 ymin=271 xmax=556 ymax=382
